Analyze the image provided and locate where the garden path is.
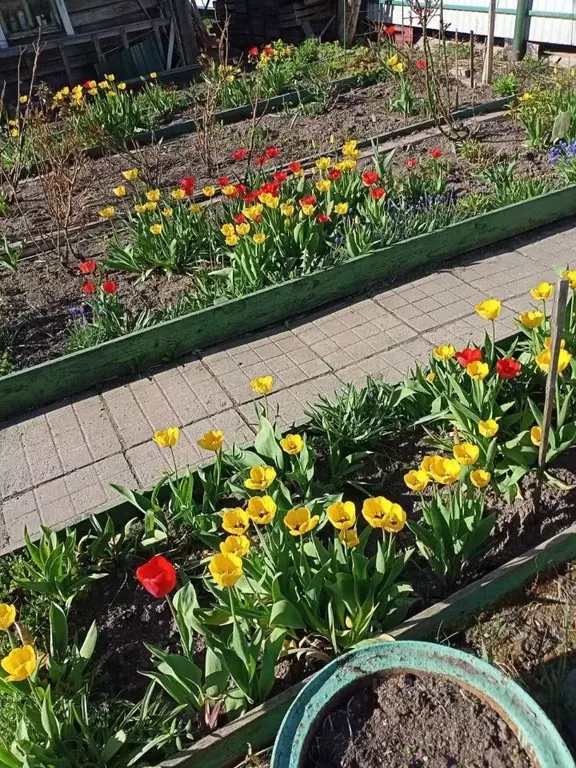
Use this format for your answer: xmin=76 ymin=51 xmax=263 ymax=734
xmin=1 ymin=217 xmax=575 ymax=551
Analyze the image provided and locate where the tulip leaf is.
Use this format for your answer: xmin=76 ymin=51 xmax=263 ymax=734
xmin=109 ymin=484 xmax=155 ymax=513
xmin=101 ymin=731 xmax=127 ymax=763
xmin=269 ymin=599 xmax=305 ymax=629
xmin=205 ymin=647 xmax=228 ymax=698
xmin=79 ymin=621 xmax=98 ymax=660
xmin=258 ymin=628 xmax=286 ymax=702
xmin=40 ymin=687 xmax=58 ymax=739
xmin=254 ymin=415 xmax=284 ymax=468
xmin=49 ymin=603 xmax=68 ymax=660
xmin=0 ymin=746 xmax=21 ymax=768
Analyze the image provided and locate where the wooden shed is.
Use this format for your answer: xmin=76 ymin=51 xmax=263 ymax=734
xmin=0 ymin=0 xmax=205 ymax=97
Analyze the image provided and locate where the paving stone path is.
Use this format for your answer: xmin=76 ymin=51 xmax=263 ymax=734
xmin=1 ymin=216 xmax=575 ymax=551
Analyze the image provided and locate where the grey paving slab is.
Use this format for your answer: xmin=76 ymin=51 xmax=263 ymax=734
xmin=2 ymin=215 xmax=576 ymax=549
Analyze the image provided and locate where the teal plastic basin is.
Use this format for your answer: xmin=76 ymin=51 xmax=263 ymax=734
xmin=271 ymin=641 xmax=574 ymax=768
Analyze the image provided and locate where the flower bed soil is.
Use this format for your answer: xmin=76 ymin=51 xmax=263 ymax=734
xmin=0 ymin=115 xmax=551 ymax=373
xmin=2 ymin=78 xmax=494 ymax=240
xmin=452 ymin=562 xmax=576 ymax=757
xmin=305 ymin=671 xmax=534 ymax=768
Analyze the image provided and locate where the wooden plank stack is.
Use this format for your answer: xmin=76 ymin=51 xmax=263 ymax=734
xmin=215 ymin=0 xmax=336 ymax=49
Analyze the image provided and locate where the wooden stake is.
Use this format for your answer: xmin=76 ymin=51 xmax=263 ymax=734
xmin=470 ymin=30 xmax=475 ymax=89
xmin=482 ymin=0 xmax=496 ymax=84
xmin=537 ymin=277 xmax=570 ymax=476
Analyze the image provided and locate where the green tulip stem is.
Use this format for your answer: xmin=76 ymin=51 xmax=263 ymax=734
xmin=254 ymin=522 xmax=273 ymax=566
xmin=6 ymin=627 xmax=15 ymax=649
xmin=214 ymin=449 xmax=222 ymax=495
xmin=228 ymin=588 xmax=237 ymax=625
xmin=169 ymin=446 xmax=178 ymax=480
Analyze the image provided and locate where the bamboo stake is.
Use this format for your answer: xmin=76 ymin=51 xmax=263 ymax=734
xmin=470 ymin=30 xmax=475 ymax=89
xmin=482 ymin=0 xmax=496 ymax=84
xmin=537 ymin=277 xmax=570 ymax=478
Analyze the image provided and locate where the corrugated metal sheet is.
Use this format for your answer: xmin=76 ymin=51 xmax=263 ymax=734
xmin=369 ymin=0 xmax=576 ymax=47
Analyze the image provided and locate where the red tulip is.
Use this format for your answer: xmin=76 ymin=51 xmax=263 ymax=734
xmin=235 ymin=183 xmax=248 ymax=195
xmin=407 ymin=158 xmax=418 ymax=169
xmin=263 ymin=46 xmax=274 ymax=57
xmin=370 ymin=187 xmax=386 ymax=200
xmin=259 ymin=181 xmax=280 ymax=196
xmin=455 ymin=347 xmax=482 ymax=367
xmin=136 ymin=555 xmax=177 ymax=598
xmin=430 ymin=148 xmax=443 ymax=159
xmin=179 ymin=176 xmax=195 ymax=196
xmin=383 ymin=24 xmax=396 ymax=36
xmin=289 ymin=161 xmax=302 ymax=174
xmin=328 ymin=168 xmax=341 ymax=181
xmin=232 ymin=147 xmax=249 ymax=161
xmin=248 ymin=46 xmax=259 ymax=58
xmin=254 ymin=214 xmax=263 ymax=223
xmin=243 ymin=191 xmax=259 ymax=203
xmin=234 ymin=213 xmax=247 ymax=224
xmin=217 ymin=176 xmax=230 ymax=187
xmin=79 ymin=259 xmax=96 ymax=274
xmin=264 ymin=146 xmax=280 ymax=159
xmin=253 ymin=155 xmax=268 ymax=166
xmin=416 ymin=59 xmax=427 ymax=70
xmin=102 ymin=280 xmax=117 ymax=295
xmin=82 ymin=281 xmax=96 ymax=295
xmin=496 ymin=357 xmax=521 ymax=379
xmin=300 ymin=194 xmax=317 ymax=207
xmin=362 ymin=170 xmax=379 ymax=186
xmin=273 ymin=171 xmax=289 ymax=183
xmin=316 ymin=213 xmax=330 ymax=224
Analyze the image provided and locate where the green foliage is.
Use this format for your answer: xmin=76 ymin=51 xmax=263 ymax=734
xmin=493 ymin=74 xmax=519 ymax=97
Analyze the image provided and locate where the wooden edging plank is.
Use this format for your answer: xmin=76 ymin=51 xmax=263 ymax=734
xmin=1 ymin=183 xmax=575 ymax=421
xmin=13 ymin=95 xmax=510 ymax=260
xmin=160 ymin=523 xmax=576 ymax=768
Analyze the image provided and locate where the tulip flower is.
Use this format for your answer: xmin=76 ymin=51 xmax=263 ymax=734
xmin=530 ymin=426 xmax=542 ymax=446
xmin=535 ymin=347 xmax=572 ymax=374
xmin=209 ymin=553 xmax=243 ymax=588
xmin=222 ymin=508 xmax=250 ymax=535
xmin=122 ymin=168 xmax=139 ymax=181
xmin=102 ymin=280 xmax=117 ymax=295
xmin=470 ymin=469 xmax=491 ymax=488
xmin=362 ymin=497 xmax=406 ymax=532
xmin=475 ymin=298 xmax=501 ymax=321
xmin=519 ymin=310 xmax=544 ymax=328
xmin=327 ymin=501 xmax=356 ymax=530
xmin=247 ymin=495 xmax=276 ymax=524
xmin=453 ymin=443 xmax=480 ymax=465
xmin=404 ymin=469 xmax=429 ymax=492
xmin=0 ymin=604 xmax=16 ymax=631
xmin=220 ymin=535 xmax=250 ymax=558
xmin=433 ymin=345 xmax=455 ymax=361
xmin=136 ymin=555 xmax=177 ymax=598
xmin=427 ymin=456 xmax=461 ymax=485
xmin=79 ymin=260 xmax=96 ymax=274
xmin=455 ymin=347 xmax=482 ymax=366
xmin=280 ymin=434 xmax=303 ymax=454
xmin=1 ymin=645 xmax=36 ymax=682
xmin=146 ymin=189 xmax=161 ymax=202
xmin=561 ymin=270 xmax=576 ymax=289
xmin=197 ymin=430 xmax=224 ymax=452
xmin=466 ymin=361 xmax=490 ymax=381
xmin=496 ymin=358 xmax=521 ymax=379
xmin=478 ymin=419 xmax=499 ymax=438
xmin=338 ymin=529 xmax=359 ymax=548
xmin=251 ymin=376 xmax=273 ymax=394
xmin=430 ymin=148 xmax=442 ymax=159
xmin=284 ymin=507 xmax=319 ymax=536
xmin=530 ymin=282 xmax=553 ymax=302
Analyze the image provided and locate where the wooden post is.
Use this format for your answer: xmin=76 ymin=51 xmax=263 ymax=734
xmin=537 ymin=277 xmax=570 ymax=476
xmin=470 ymin=30 xmax=475 ymax=89
xmin=171 ymin=0 xmax=198 ymax=65
xmin=482 ymin=0 xmax=496 ymax=84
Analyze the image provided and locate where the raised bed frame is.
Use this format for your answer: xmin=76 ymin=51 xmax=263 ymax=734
xmin=1 ymin=182 xmax=575 ymax=420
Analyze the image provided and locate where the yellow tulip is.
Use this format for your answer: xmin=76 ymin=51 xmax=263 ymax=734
xmin=189 ymin=203 xmax=202 ymax=214
xmin=99 ymin=207 xmax=116 ymax=219
xmin=225 ymin=234 xmax=239 ymax=246
xmin=144 ymin=201 xmax=157 ymax=212
xmin=420 ymin=455 xmax=436 ymax=475
xmin=150 ymin=224 xmax=163 ymax=235
xmin=220 ymin=534 xmax=250 ymax=558
xmin=150 ymin=72 xmax=158 ymax=79
xmin=197 ymin=430 xmax=224 ymax=452
xmin=117 ymin=82 xmax=127 ymax=90
xmin=519 ymin=92 xmax=533 ymax=101
xmin=153 ymin=427 xmax=180 ymax=448
xmin=253 ymin=233 xmax=267 ymax=245
xmin=134 ymin=204 xmax=146 ymax=214
xmin=246 ymin=495 xmax=276 ymax=524
xmin=315 ymin=179 xmax=332 ymax=193
xmin=243 ymin=204 xmax=264 ymax=220
xmin=478 ymin=419 xmax=499 ymax=438
xmin=283 ymin=507 xmax=319 ymax=536
xmin=530 ymin=282 xmax=553 ymax=301
xmin=170 ymin=188 xmax=186 ymax=200
xmin=209 ymin=553 xmax=243 ymax=587
xmin=161 ymin=207 xmax=173 ymax=218
xmin=315 ymin=156 xmax=331 ymax=170
xmin=146 ymin=189 xmax=161 ymax=202
xmin=301 ymin=204 xmax=315 ymax=217
xmin=222 ymin=185 xmax=237 ymax=197
xmin=122 ymin=168 xmax=139 ymax=181
xmin=470 ymin=469 xmax=491 ymax=488
xmin=387 ymin=54 xmax=399 ymax=66
xmin=362 ymin=497 xmax=406 ymax=532
xmin=0 ymin=604 xmax=16 ymax=631
xmin=426 ymin=372 xmax=436 ymax=382
xmin=222 ymin=508 xmax=249 ymax=535
xmin=327 ymin=501 xmax=356 ymax=530
xmin=98 ymin=81 xmax=109 ymax=89
xmin=338 ymin=528 xmax=359 ymax=548
xmin=453 ymin=443 xmax=480 ymax=465
xmin=251 ymin=376 xmax=273 ymax=394
xmin=475 ymin=298 xmax=501 ymax=321
xmin=105 ymin=73 xmax=116 ymax=82
xmin=433 ymin=345 xmax=455 ymax=361
xmin=236 ymin=223 xmax=251 ymax=236
xmin=342 ymin=140 xmax=358 ymax=157
xmin=280 ymin=203 xmax=295 ymax=217
xmin=519 ymin=310 xmax=544 ymax=328
xmin=561 ymin=269 xmax=576 ymax=289
xmin=530 ymin=426 xmax=542 ymax=446
xmin=466 ymin=361 xmax=490 ymax=381
xmin=535 ymin=347 xmax=572 ymax=374
xmin=202 ymin=186 xmax=216 ymax=198
xmin=403 ymin=469 xmax=429 ymax=492
xmin=245 ymin=466 xmax=276 ymax=490
xmin=334 ymin=202 xmax=349 ymax=215
xmin=428 ymin=456 xmax=461 ymax=485
xmin=221 ymin=223 xmax=235 ymax=237
xmin=1 ymin=645 xmax=36 ymax=682
xmin=280 ymin=434 xmax=303 ymax=454
xmin=19 ymin=95 xmax=28 ymax=104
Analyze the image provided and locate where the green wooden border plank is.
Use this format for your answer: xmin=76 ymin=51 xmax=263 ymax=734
xmin=161 ymin=522 xmax=576 ymax=768
xmin=1 ymin=184 xmax=575 ymax=420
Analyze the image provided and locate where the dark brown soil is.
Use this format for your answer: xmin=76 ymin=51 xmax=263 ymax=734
xmin=2 ymin=78 xmax=494 ymax=240
xmin=306 ymin=672 xmax=535 ymax=768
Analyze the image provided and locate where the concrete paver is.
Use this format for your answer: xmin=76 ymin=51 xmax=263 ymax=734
xmin=1 ymin=216 xmax=575 ymax=549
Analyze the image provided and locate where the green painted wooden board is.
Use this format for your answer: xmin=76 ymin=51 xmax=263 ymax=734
xmin=0 ymin=184 xmax=575 ymax=420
